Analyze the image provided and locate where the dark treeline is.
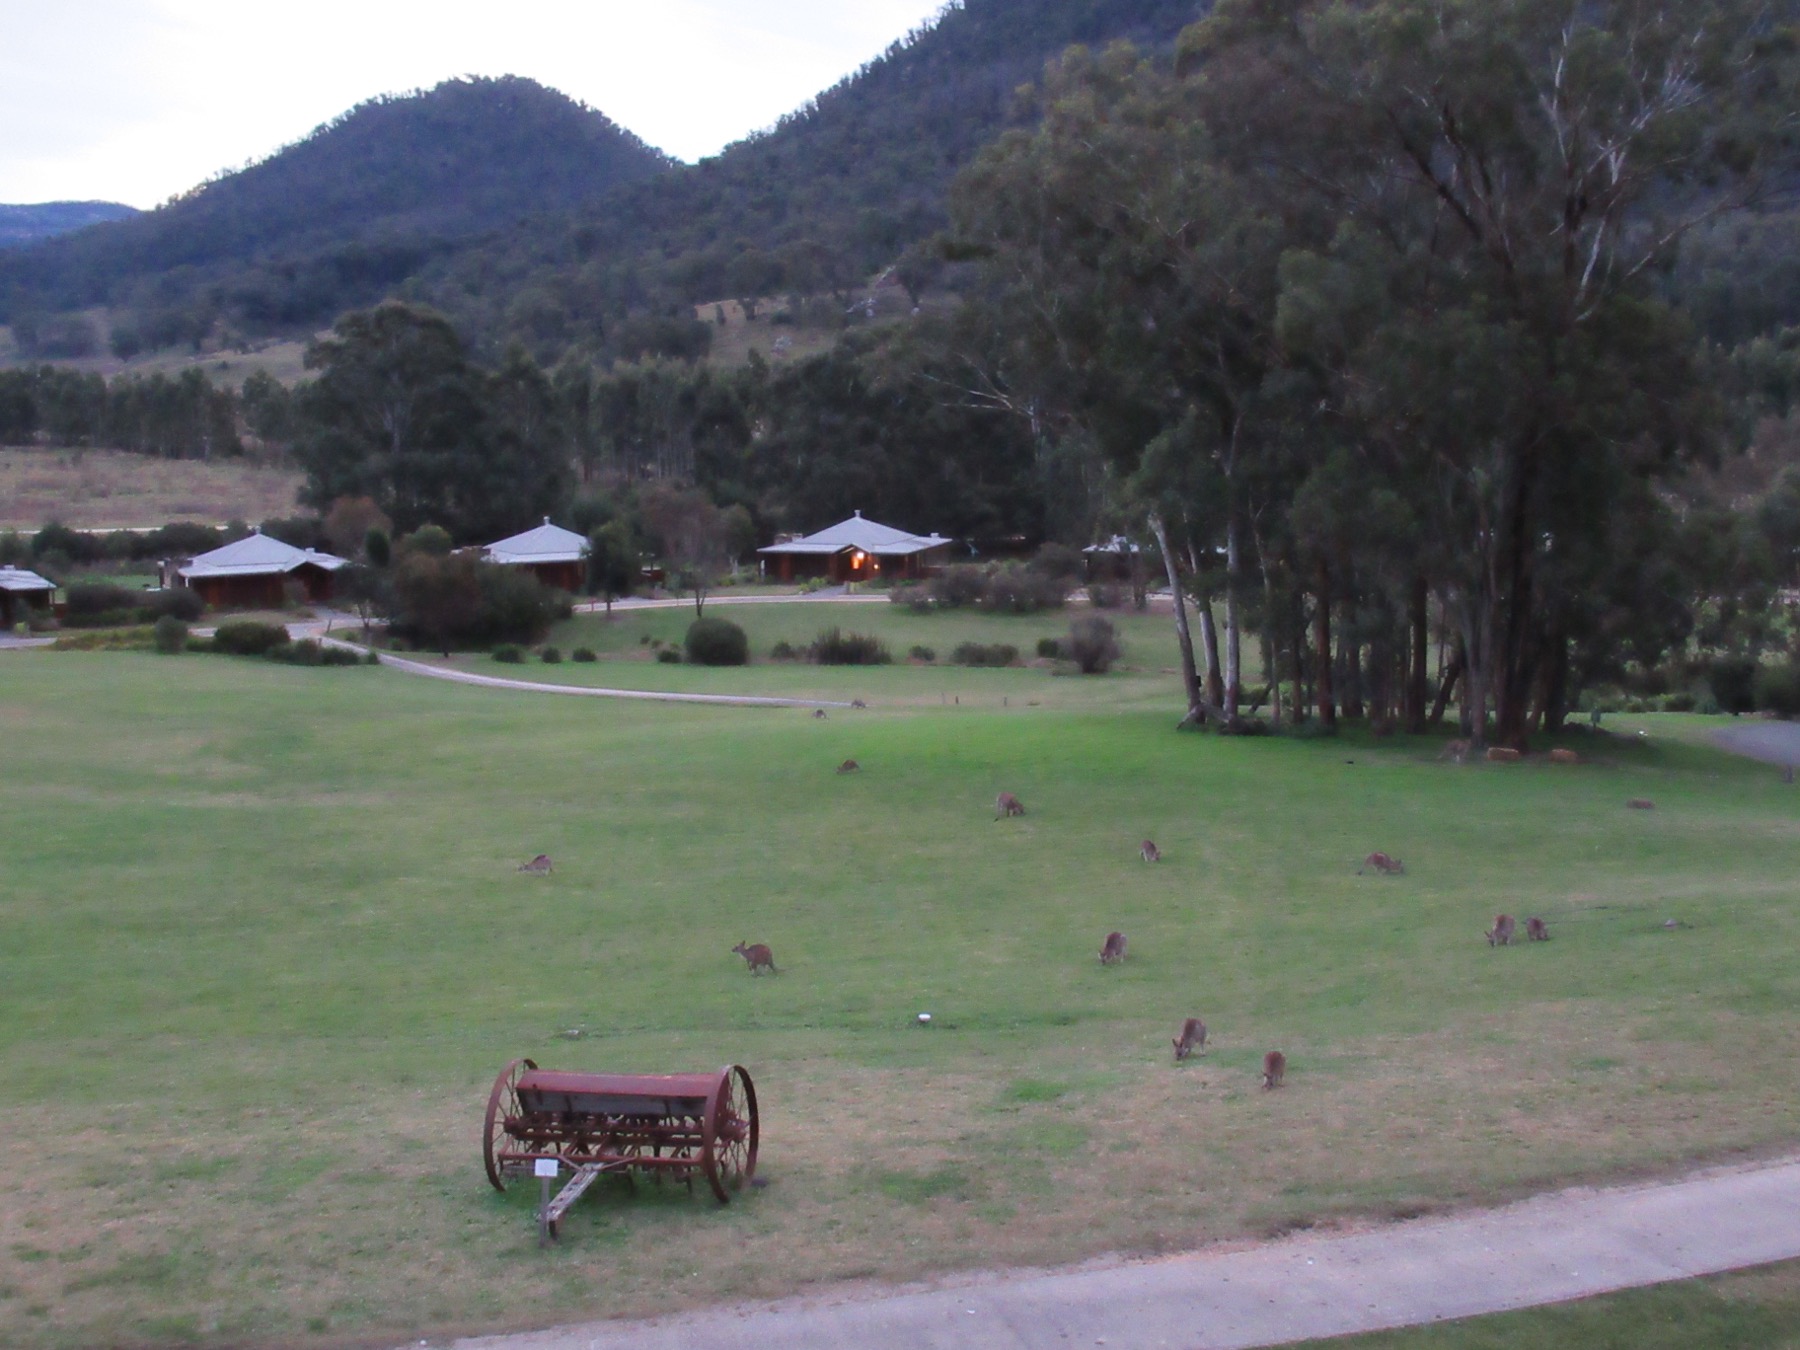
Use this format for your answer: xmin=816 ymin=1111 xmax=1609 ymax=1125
xmin=0 ymin=365 xmax=245 ymax=459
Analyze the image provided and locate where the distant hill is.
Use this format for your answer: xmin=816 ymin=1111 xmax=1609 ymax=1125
xmin=0 ymin=1 xmax=1207 ymax=359
xmin=0 ymin=76 xmax=674 ymax=338
xmin=0 ymin=202 xmax=140 ymax=249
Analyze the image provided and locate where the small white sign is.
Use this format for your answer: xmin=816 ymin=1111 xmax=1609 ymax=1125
xmin=534 ymin=1158 xmax=559 ymax=1179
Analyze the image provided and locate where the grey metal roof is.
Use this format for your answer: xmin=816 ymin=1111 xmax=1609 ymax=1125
xmin=758 ymin=511 xmax=951 ymax=558
xmin=0 ymin=566 xmax=56 ymax=593
xmin=178 ymin=530 xmax=348 ymax=580
xmin=483 ymin=519 xmax=590 ymax=567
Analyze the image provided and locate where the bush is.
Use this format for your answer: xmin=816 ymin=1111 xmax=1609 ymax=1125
xmin=810 ymin=627 xmax=891 ymax=665
xmin=909 ymin=644 xmax=936 ymax=663
xmin=152 ymin=615 xmax=188 ymax=655
xmin=770 ymin=640 xmax=801 ymax=661
xmin=950 ymin=641 xmax=1019 ymax=667
xmin=264 ymin=640 xmax=362 ymax=667
xmin=929 ymin=566 xmax=987 ymax=609
xmin=1663 ymin=692 xmax=1697 ymax=713
xmin=493 ymin=645 xmax=525 ymax=664
xmin=1705 ymin=656 xmax=1758 ymax=715
xmin=656 ymin=648 xmax=682 ymax=664
xmin=979 ymin=562 xmax=1067 ymax=613
xmin=541 ymin=646 xmax=563 ymax=663
xmin=1087 ymin=582 xmax=1124 ymax=610
xmin=890 ymin=583 xmax=933 ymax=611
xmin=1067 ymin=615 xmax=1120 ymax=674
xmin=1036 ymin=637 xmax=1063 ymax=660
xmin=1028 ymin=542 xmax=1085 ymax=584
xmin=62 ymin=582 xmax=141 ymax=625
xmin=212 ymin=620 xmax=291 ymax=656
xmin=1753 ymin=662 xmax=1800 ymax=717
xmin=151 ymin=588 xmax=205 ymax=622
xmin=572 ymin=647 xmax=597 ymax=663
xmin=685 ymin=617 xmax=749 ymax=666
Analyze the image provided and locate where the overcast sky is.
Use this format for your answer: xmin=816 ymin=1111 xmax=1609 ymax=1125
xmin=1 ymin=0 xmax=956 ymax=209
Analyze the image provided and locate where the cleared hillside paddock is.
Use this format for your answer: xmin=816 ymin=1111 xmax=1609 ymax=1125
xmin=1 ymin=646 xmax=1797 ymax=1348
xmin=0 ymin=445 xmax=303 ymax=529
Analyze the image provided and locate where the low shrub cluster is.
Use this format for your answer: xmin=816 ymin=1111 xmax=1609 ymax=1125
xmin=62 ymin=583 xmax=205 ymax=630
xmin=656 ymin=648 xmax=682 ymax=664
xmin=811 ymin=627 xmax=892 ymax=665
xmin=1753 ymin=662 xmax=1800 ymax=717
xmin=388 ymin=555 xmax=572 ymax=652
xmin=950 ymin=641 xmax=1019 ymax=667
xmin=540 ymin=646 xmax=563 ymax=664
xmin=770 ymin=640 xmax=802 ymax=661
xmin=908 ymin=644 xmax=936 ymax=663
xmin=571 ymin=647 xmax=597 ymax=663
xmin=1035 ymin=637 xmax=1062 ymax=660
xmin=492 ymin=645 xmax=525 ymax=664
xmin=204 ymin=621 xmax=360 ymax=666
xmin=686 ymin=617 xmax=749 ymax=666
xmin=152 ymin=615 xmax=188 ymax=654
xmin=1066 ymin=616 xmax=1121 ymax=674
xmin=891 ymin=547 xmax=1077 ymax=615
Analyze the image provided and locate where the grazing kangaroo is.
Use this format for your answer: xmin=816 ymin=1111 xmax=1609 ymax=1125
xmin=1261 ymin=1050 xmax=1286 ymax=1089
xmin=1486 ymin=746 xmax=1522 ymax=763
xmin=1140 ymin=839 xmax=1161 ymax=863
xmin=1525 ymin=916 xmax=1550 ymax=941
xmin=1173 ymin=1017 xmax=1207 ymax=1061
xmin=837 ymin=759 xmax=860 ymax=773
xmin=517 ymin=854 xmax=553 ymax=875
xmin=1099 ymin=931 xmax=1128 ymax=965
xmin=1549 ymin=748 xmax=1580 ymax=764
xmin=732 ymin=941 xmax=777 ymax=975
xmin=1358 ymin=851 xmax=1405 ymax=875
xmin=851 ymin=699 xmax=868 ymax=709
xmin=1487 ymin=914 xmax=1516 ymax=946
xmin=1627 ymin=798 xmax=1656 ymax=810
xmin=995 ymin=792 xmax=1026 ymax=819
xmin=1441 ymin=739 xmax=1471 ymax=763
xmin=813 ymin=709 xmax=829 ymax=719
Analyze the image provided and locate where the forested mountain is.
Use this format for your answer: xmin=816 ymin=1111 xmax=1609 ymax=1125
xmin=0 ymin=77 xmax=673 ymax=346
xmin=0 ymin=202 xmax=139 ymax=249
xmin=0 ymin=0 xmax=1207 ymax=362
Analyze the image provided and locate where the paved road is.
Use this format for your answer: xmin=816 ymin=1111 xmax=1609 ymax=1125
xmin=416 ymin=1155 xmax=1800 ymax=1350
xmin=1710 ymin=719 xmax=1800 ymax=767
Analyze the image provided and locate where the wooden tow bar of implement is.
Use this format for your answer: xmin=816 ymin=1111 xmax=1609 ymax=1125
xmin=482 ymin=1060 xmax=759 ymax=1231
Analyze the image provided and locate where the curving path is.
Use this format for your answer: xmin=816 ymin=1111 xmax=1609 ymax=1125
xmin=413 ymin=1154 xmax=1800 ymax=1350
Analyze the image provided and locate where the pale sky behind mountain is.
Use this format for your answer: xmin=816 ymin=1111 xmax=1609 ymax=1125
xmin=0 ymin=0 xmax=957 ymax=208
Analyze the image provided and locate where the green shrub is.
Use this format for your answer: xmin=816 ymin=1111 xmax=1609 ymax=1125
xmin=928 ymin=566 xmax=987 ymax=609
xmin=1036 ymin=637 xmax=1063 ymax=660
xmin=492 ymin=645 xmax=525 ymax=664
xmin=770 ymin=640 xmax=801 ymax=660
xmin=980 ymin=562 xmax=1067 ymax=613
xmin=1663 ymin=692 xmax=1697 ymax=713
xmin=1067 ymin=615 xmax=1120 ymax=674
xmin=686 ymin=617 xmax=749 ymax=666
xmin=540 ymin=646 xmax=563 ymax=664
xmin=571 ymin=647 xmax=597 ymax=663
xmin=950 ymin=641 xmax=1018 ymax=667
xmin=1087 ymin=582 xmax=1124 ymax=610
xmin=212 ymin=620 xmax=291 ymax=656
xmin=811 ymin=627 xmax=892 ymax=665
xmin=1753 ymin=662 xmax=1800 ymax=717
xmin=656 ymin=648 xmax=682 ymax=664
xmin=909 ymin=645 xmax=936 ymax=663
xmin=890 ymin=583 xmax=933 ymax=611
xmin=152 ymin=615 xmax=188 ymax=655
xmin=1706 ymin=656 xmax=1758 ymax=714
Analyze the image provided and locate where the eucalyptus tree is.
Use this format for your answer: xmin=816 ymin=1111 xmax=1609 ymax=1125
xmin=1195 ymin=0 xmax=1798 ymax=745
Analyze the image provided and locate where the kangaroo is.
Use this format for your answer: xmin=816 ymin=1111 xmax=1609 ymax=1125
xmin=1486 ymin=746 xmax=1522 ymax=763
xmin=1358 ymin=851 xmax=1404 ymax=875
xmin=1549 ymin=748 xmax=1580 ymax=765
xmin=813 ymin=709 xmax=829 ymax=719
xmin=1487 ymin=914 xmax=1516 ymax=946
xmin=850 ymin=699 xmax=868 ymax=709
xmin=1441 ymin=739 xmax=1471 ymax=763
xmin=1099 ymin=931 xmax=1128 ymax=965
xmin=732 ymin=941 xmax=777 ymax=975
xmin=1525 ymin=916 xmax=1550 ymax=941
xmin=1173 ymin=1017 xmax=1207 ymax=1061
xmin=995 ymin=792 xmax=1025 ymax=819
xmin=517 ymin=854 xmax=553 ymax=875
xmin=837 ymin=759 xmax=860 ymax=773
xmin=1140 ymin=839 xmax=1161 ymax=863
xmin=1627 ymin=798 xmax=1656 ymax=810
xmin=1261 ymin=1050 xmax=1286 ymax=1089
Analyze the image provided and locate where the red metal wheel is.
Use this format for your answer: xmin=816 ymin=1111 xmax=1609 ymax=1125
xmin=701 ymin=1064 xmax=759 ymax=1203
xmin=482 ymin=1057 xmax=536 ymax=1192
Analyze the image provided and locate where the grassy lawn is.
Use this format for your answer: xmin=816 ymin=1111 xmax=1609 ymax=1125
xmin=1 ymin=641 xmax=1797 ymax=1347
xmin=1300 ymin=1257 xmax=1800 ymax=1349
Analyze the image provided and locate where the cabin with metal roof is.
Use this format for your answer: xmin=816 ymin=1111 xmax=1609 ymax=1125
xmin=757 ymin=511 xmax=952 ymax=583
xmin=0 ymin=565 xmax=57 ymax=629
xmin=176 ymin=530 xmax=348 ymax=610
xmin=481 ymin=518 xmax=589 ymax=592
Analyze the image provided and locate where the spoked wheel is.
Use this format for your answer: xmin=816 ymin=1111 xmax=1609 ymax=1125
xmin=701 ymin=1065 xmax=759 ymax=1203
xmin=482 ymin=1057 xmax=536 ymax=1192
